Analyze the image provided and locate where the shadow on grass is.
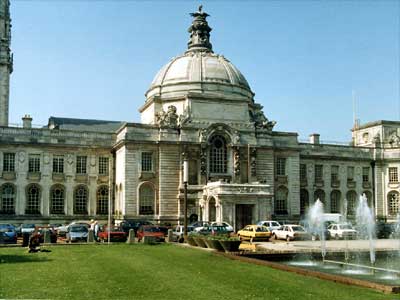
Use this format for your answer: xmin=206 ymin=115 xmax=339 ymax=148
xmin=0 ymin=254 xmax=52 ymax=264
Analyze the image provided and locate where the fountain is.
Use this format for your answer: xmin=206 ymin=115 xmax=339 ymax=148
xmin=305 ymin=199 xmax=326 ymax=259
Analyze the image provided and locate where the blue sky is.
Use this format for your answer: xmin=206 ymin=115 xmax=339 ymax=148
xmin=9 ymin=0 xmax=400 ymax=142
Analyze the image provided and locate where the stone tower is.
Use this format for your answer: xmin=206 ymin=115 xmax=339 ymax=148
xmin=0 ymin=0 xmax=12 ymax=126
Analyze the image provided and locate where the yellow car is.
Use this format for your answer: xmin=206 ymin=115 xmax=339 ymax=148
xmin=237 ymin=225 xmax=271 ymax=242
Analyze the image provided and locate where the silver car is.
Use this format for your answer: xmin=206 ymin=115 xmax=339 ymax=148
xmin=66 ymin=225 xmax=89 ymax=243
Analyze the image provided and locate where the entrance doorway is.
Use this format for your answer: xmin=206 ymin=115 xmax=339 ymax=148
xmin=235 ymin=204 xmax=253 ymax=231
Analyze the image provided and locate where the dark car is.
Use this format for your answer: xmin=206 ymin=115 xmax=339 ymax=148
xmin=0 ymin=224 xmax=17 ymax=244
xmin=120 ymin=220 xmax=153 ymax=235
xmin=36 ymin=226 xmax=57 ymax=243
xmin=197 ymin=225 xmax=233 ymax=236
xmin=136 ymin=225 xmax=165 ymax=242
xmin=300 ymin=221 xmax=330 ymax=241
xmin=376 ymin=223 xmax=396 ymax=239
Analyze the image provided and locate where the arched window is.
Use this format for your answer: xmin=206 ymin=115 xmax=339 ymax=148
xmin=314 ymin=189 xmax=325 ymax=204
xmin=330 ymin=190 xmax=341 ymax=213
xmin=97 ymin=186 xmax=108 ymax=215
xmin=209 ymin=135 xmax=227 ymax=174
xmin=26 ymin=185 xmax=41 ymax=215
xmin=1 ymin=184 xmax=15 ymax=214
xmin=388 ymin=191 xmax=399 ymax=216
xmin=275 ymin=187 xmax=288 ymax=215
xmin=300 ymin=189 xmax=309 ymax=215
xmin=346 ymin=190 xmax=357 ymax=216
xmin=74 ymin=185 xmax=88 ymax=215
xmin=139 ymin=184 xmax=154 ymax=215
xmin=50 ymin=185 xmax=65 ymax=215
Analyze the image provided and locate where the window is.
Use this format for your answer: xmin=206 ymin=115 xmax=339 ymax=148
xmin=209 ymin=136 xmax=227 ymax=174
xmin=389 ymin=167 xmax=398 ymax=183
xmin=3 ymin=153 xmax=15 ymax=172
xmin=96 ymin=186 xmax=108 ymax=215
xmin=26 ymin=185 xmax=40 ymax=215
xmin=98 ymin=157 xmax=109 ymax=175
xmin=347 ymin=166 xmax=354 ymax=181
xmin=314 ymin=189 xmax=325 ymax=203
xmin=28 ymin=154 xmax=40 ymax=173
xmin=139 ymin=184 xmax=154 ymax=215
xmin=331 ymin=165 xmax=339 ymax=182
xmin=300 ymin=189 xmax=309 ymax=215
xmin=276 ymin=158 xmax=286 ymax=176
xmin=388 ymin=191 xmax=399 ymax=216
xmin=76 ymin=156 xmax=87 ymax=174
xmin=141 ymin=152 xmax=153 ymax=172
xmin=74 ymin=185 xmax=88 ymax=214
xmin=315 ymin=165 xmax=323 ymax=182
xmin=346 ymin=191 xmax=357 ymax=216
xmin=300 ymin=164 xmax=307 ymax=181
xmin=330 ymin=190 xmax=341 ymax=213
xmin=362 ymin=167 xmax=370 ymax=182
xmin=274 ymin=187 xmax=288 ymax=214
xmin=1 ymin=184 xmax=15 ymax=214
xmin=50 ymin=186 xmax=64 ymax=214
xmin=53 ymin=155 xmax=64 ymax=173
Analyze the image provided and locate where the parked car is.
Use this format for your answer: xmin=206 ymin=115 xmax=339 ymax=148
xmin=98 ymin=225 xmax=128 ymax=242
xmin=172 ymin=225 xmax=194 ymax=243
xmin=136 ymin=225 xmax=165 ymax=242
xmin=300 ymin=221 xmax=331 ymax=241
xmin=57 ymin=221 xmax=90 ymax=236
xmin=0 ymin=224 xmax=17 ymax=244
xmin=272 ymin=224 xmax=310 ymax=241
xmin=327 ymin=223 xmax=358 ymax=240
xmin=36 ymin=226 xmax=57 ymax=243
xmin=197 ymin=225 xmax=233 ymax=236
xmin=375 ymin=223 xmax=396 ymax=239
xmin=21 ymin=223 xmax=36 ymax=235
xmin=66 ymin=224 xmax=89 ymax=243
xmin=237 ymin=225 xmax=271 ymax=242
xmin=209 ymin=222 xmax=234 ymax=232
xmin=256 ymin=220 xmax=282 ymax=231
xmin=189 ymin=221 xmax=210 ymax=230
xmin=120 ymin=220 xmax=153 ymax=235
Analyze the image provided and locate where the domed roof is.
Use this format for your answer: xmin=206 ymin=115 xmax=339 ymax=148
xmin=145 ymin=7 xmax=254 ymax=101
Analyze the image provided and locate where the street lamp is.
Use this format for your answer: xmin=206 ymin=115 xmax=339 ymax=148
xmin=183 ymin=158 xmax=189 ymax=240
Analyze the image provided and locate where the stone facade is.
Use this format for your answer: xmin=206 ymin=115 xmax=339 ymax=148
xmin=0 ymin=5 xmax=399 ymax=228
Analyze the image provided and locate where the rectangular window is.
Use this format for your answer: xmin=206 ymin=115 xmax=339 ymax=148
xmin=28 ymin=154 xmax=40 ymax=173
xmin=315 ymin=164 xmax=323 ymax=182
xmin=347 ymin=166 xmax=354 ymax=181
xmin=53 ymin=155 xmax=64 ymax=173
xmin=98 ymin=157 xmax=109 ymax=175
xmin=362 ymin=167 xmax=370 ymax=182
xmin=389 ymin=167 xmax=398 ymax=183
xmin=300 ymin=164 xmax=307 ymax=181
xmin=3 ymin=153 xmax=15 ymax=172
xmin=76 ymin=156 xmax=87 ymax=174
xmin=276 ymin=158 xmax=286 ymax=176
xmin=141 ymin=152 xmax=153 ymax=172
xmin=331 ymin=165 xmax=339 ymax=182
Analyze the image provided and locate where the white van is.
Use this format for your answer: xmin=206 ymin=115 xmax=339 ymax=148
xmin=323 ymin=213 xmax=345 ymax=224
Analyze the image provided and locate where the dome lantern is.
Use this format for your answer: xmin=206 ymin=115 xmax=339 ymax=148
xmin=187 ymin=5 xmax=213 ymax=53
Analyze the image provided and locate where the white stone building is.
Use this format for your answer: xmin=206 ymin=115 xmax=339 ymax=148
xmin=0 ymin=3 xmax=399 ymax=229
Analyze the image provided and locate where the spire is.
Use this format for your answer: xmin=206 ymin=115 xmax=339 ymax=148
xmin=187 ymin=5 xmax=213 ymax=53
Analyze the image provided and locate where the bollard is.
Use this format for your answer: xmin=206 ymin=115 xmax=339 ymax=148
xmin=167 ymin=229 xmax=173 ymax=243
xmin=22 ymin=233 xmax=30 ymax=247
xmin=43 ymin=230 xmax=51 ymax=244
xmin=126 ymin=229 xmax=135 ymax=244
xmin=87 ymin=229 xmax=95 ymax=243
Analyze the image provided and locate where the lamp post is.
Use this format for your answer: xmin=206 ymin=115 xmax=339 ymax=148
xmin=183 ymin=158 xmax=189 ymax=240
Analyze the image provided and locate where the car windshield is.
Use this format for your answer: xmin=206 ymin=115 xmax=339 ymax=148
xmin=339 ymin=224 xmax=353 ymax=230
xmin=144 ymin=227 xmax=161 ymax=233
xmin=70 ymin=226 xmax=88 ymax=232
xmin=255 ymin=226 xmax=269 ymax=232
xmin=292 ymin=226 xmax=305 ymax=232
xmin=271 ymin=222 xmax=280 ymax=227
xmin=22 ymin=224 xmax=35 ymax=228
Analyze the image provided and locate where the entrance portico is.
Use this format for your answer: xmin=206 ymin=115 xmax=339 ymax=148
xmin=201 ymin=181 xmax=272 ymax=231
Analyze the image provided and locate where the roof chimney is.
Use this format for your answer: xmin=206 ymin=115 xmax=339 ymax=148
xmin=309 ymin=133 xmax=320 ymax=144
xmin=22 ymin=114 xmax=32 ymax=129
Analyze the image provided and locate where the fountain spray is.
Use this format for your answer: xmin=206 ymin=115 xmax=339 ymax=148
xmin=306 ymin=199 xmax=326 ymax=260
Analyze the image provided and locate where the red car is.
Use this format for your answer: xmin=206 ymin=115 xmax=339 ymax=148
xmin=136 ymin=225 xmax=165 ymax=242
xmin=98 ymin=225 xmax=127 ymax=242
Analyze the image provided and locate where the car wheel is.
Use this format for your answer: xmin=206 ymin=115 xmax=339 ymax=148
xmin=286 ymin=235 xmax=291 ymax=242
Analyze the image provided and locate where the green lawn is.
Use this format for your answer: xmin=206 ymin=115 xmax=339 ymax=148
xmin=0 ymin=244 xmax=395 ymax=300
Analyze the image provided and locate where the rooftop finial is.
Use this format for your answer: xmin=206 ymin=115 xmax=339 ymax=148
xmin=187 ymin=5 xmax=213 ymax=53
